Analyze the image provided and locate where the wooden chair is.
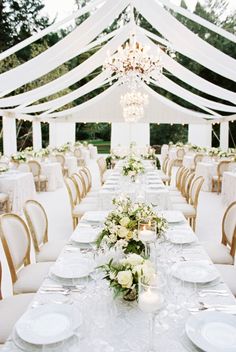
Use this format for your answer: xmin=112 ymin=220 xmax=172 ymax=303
xmin=55 ymin=154 xmax=69 ymax=177
xmin=0 ymin=213 xmax=52 ymax=294
xmin=28 ymin=160 xmax=47 ymax=192
xmin=0 ymin=261 xmax=34 ymax=344
xmin=173 ymin=176 xmax=204 ymax=230
xmin=0 ymin=193 xmax=10 ymax=213
xmin=204 ymin=201 xmax=236 ymax=265
xmin=212 ymin=160 xmax=231 ymax=194
xmin=74 ymin=148 xmax=85 ymax=167
xmin=192 ymin=153 xmax=204 ymax=170
xmin=24 ymin=200 xmax=65 ymax=262
xmin=170 ymin=171 xmax=195 ymax=204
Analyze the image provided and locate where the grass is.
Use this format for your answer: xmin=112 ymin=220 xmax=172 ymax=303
xmin=83 ymin=139 xmax=111 ymax=154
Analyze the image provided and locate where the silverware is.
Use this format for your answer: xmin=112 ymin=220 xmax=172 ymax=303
xmin=188 ymin=301 xmax=236 ymax=313
xmin=198 ymin=291 xmax=230 ymax=297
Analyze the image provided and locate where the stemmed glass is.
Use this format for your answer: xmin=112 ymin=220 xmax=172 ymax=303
xmin=138 ymin=274 xmax=166 ymax=352
xmin=138 ymin=220 xmax=157 ymax=259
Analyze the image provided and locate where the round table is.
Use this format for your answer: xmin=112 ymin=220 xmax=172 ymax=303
xmin=41 ymin=162 xmax=64 ymax=191
xmin=222 ymin=171 xmax=236 ymax=206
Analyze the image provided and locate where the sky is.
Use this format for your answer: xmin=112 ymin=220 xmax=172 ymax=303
xmin=42 ymin=0 xmax=236 ymax=22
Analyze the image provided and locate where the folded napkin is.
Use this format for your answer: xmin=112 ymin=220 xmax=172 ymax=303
xmin=71 ymin=226 xmax=100 ymax=243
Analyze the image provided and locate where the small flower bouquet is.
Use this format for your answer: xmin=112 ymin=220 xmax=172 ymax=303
xmin=96 ymin=196 xmax=168 ymax=255
xmin=122 ymin=157 xmax=144 ymax=181
xmin=11 ymin=153 xmax=27 ymax=163
xmin=0 ymin=166 xmax=8 ymax=173
xmin=101 ymin=254 xmax=155 ymax=301
xmin=218 ymin=151 xmax=229 ymax=158
xmin=208 ymin=147 xmax=220 ymax=157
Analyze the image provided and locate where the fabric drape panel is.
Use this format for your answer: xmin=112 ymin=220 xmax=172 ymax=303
xmin=32 ymin=121 xmax=42 ymax=151
xmin=0 ymin=0 xmax=105 ymax=61
xmin=134 ymin=0 xmax=236 ymax=81
xmin=2 ymin=114 xmax=17 ymax=155
xmin=0 ymin=26 xmax=130 ymax=108
xmin=151 ymin=75 xmax=236 ymax=114
xmin=44 ymin=82 xmax=211 ymax=123
xmin=138 ymin=29 xmax=236 ymax=104
xmin=15 ymin=71 xmax=111 ymax=114
xmin=0 ymin=0 xmax=129 ymax=95
xmin=158 ymin=0 xmax=236 ymax=44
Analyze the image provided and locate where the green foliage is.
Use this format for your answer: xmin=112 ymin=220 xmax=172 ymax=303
xmin=150 ymin=123 xmax=188 ymax=146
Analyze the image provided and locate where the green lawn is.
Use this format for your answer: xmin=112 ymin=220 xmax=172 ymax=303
xmin=84 ymin=140 xmax=111 ymax=154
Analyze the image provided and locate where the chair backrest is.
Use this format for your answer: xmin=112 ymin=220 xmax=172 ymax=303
xmin=222 ymin=201 xmax=236 ymax=257
xmin=175 ymin=166 xmax=185 ymax=189
xmin=183 ymin=171 xmax=195 ymax=199
xmin=0 ymin=261 xmax=2 ymax=300
xmin=24 ymin=200 xmax=48 ymax=252
xmin=83 ymin=167 xmax=92 ymax=189
xmin=179 ymin=168 xmax=189 ymax=192
xmin=28 ymin=160 xmax=41 ymax=177
xmin=176 ymin=148 xmax=185 ymax=160
xmin=55 ymin=154 xmax=66 ymax=168
xmin=80 ymin=168 xmax=91 ymax=193
xmin=166 ymin=159 xmax=175 ymax=178
xmin=162 ymin=156 xmax=168 ymax=173
xmin=74 ymin=149 xmax=82 ymax=158
xmin=64 ymin=177 xmax=78 ymax=210
xmin=217 ymin=160 xmax=231 ymax=177
xmin=71 ymin=173 xmax=84 ymax=201
xmin=189 ymin=176 xmax=204 ymax=207
xmin=97 ymin=157 xmax=105 ymax=180
xmin=0 ymin=214 xmax=31 ymax=283
xmin=194 ymin=153 xmax=204 ymax=169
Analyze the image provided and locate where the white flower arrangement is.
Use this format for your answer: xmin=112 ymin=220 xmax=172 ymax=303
xmin=96 ymin=196 xmax=168 ymax=255
xmin=122 ymin=157 xmax=145 ymax=180
xmin=11 ymin=153 xmax=27 ymax=163
xmin=101 ymin=253 xmax=155 ymax=301
xmin=208 ymin=147 xmax=220 ymax=157
xmin=0 ymin=166 xmax=8 ymax=173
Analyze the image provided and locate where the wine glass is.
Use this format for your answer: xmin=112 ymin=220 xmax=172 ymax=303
xmin=138 ymin=274 xmax=166 ymax=352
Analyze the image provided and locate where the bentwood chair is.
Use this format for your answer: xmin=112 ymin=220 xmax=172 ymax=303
xmin=192 ymin=153 xmax=204 ymax=171
xmin=79 ymin=167 xmax=99 ymax=198
xmin=173 ymin=176 xmax=204 ymax=230
xmin=170 ymin=171 xmax=195 ymax=204
xmin=24 ymin=200 xmax=65 ymax=262
xmin=0 ymin=261 xmax=35 ymax=344
xmin=28 ymin=160 xmax=47 ymax=192
xmin=55 ymin=154 xmax=69 ymax=177
xmin=0 ymin=213 xmax=52 ymax=294
xmin=0 ymin=193 xmax=10 ymax=213
xmin=72 ymin=173 xmax=96 ymax=204
xmin=74 ymin=148 xmax=85 ymax=167
xmin=212 ymin=160 xmax=231 ymax=194
xmin=65 ymin=177 xmax=97 ymax=229
xmin=97 ymin=157 xmax=112 ymax=184
xmin=203 ymin=201 xmax=236 ymax=265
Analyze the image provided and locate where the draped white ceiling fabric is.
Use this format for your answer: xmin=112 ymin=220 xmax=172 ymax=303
xmin=0 ymin=0 xmax=236 ymax=123
xmin=0 ymin=0 xmax=105 ymax=61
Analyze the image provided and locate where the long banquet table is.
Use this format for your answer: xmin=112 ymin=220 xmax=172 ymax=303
xmin=222 ymin=171 xmax=236 ymax=206
xmin=3 ymin=173 xmax=236 ymax=351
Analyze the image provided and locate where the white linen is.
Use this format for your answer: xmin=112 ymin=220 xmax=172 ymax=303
xmin=0 ymin=172 xmax=36 ymax=212
xmin=32 ymin=121 xmax=42 ymax=151
xmin=41 ymin=162 xmax=64 ymax=192
xmin=65 ymin=156 xmax=77 ymax=176
xmin=183 ymin=155 xmax=195 ymax=169
xmin=222 ymin=172 xmax=236 ymax=206
xmin=195 ymin=162 xmax=217 ymax=192
xmin=168 ymin=148 xmax=177 ymax=160
xmin=2 ymin=115 xmax=17 ymax=156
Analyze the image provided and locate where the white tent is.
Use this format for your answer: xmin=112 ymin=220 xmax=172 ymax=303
xmin=0 ymin=0 xmax=235 ymax=154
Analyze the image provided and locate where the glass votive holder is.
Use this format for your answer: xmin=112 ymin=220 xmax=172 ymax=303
xmin=138 ymin=220 xmax=157 ymax=258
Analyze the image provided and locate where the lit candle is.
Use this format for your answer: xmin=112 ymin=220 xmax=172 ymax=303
xmin=139 ymin=289 xmax=164 ymax=313
xmin=139 ymin=226 xmax=156 ymax=243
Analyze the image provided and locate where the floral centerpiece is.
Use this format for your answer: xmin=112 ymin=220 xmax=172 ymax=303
xmin=176 ymin=141 xmax=184 ymax=147
xmin=96 ymin=196 xmax=168 ymax=255
xmin=11 ymin=153 xmax=27 ymax=163
xmin=101 ymin=254 xmax=155 ymax=301
xmin=122 ymin=157 xmax=144 ymax=181
xmin=56 ymin=142 xmax=71 ymax=153
xmin=0 ymin=166 xmax=8 ymax=173
xmin=218 ymin=151 xmax=230 ymax=158
xmin=208 ymin=147 xmax=220 ymax=157
xmin=35 ymin=148 xmax=51 ymax=158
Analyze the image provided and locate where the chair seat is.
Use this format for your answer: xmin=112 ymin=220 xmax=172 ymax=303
xmin=36 ymin=240 xmax=66 ymax=262
xmin=169 ymin=190 xmax=181 ymax=196
xmin=203 ymin=242 xmax=233 ymax=265
xmin=0 ymin=293 xmax=34 ymax=343
xmin=34 ymin=174 xmax=47 ymax=182
xmin=14 ymin=262 xmax=52 ymax=294
xmin=73 ymin=203 xmax=98 ymax=217
xmin=0 ymin=193 xmax=8 ymax=202
xmin=215 ymin=264 xmax=236 ymax=296
xmin=170 ymin=195 xmax=187 ymax=204
xmin=212 ymin=175 xmax=222 ymax=181
xmin=172 ymin=203 xmax=196 ymax=217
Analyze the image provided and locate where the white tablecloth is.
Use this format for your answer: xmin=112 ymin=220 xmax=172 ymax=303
xmin=195 ymin=162 xmax=217 ymax=192
xmin=222 ymin=171 xmax=236 ymax=206
xmin=0 ymin=171 xmax=36 ymax=213
xmin=41 ymin=162 xmax=64 ymax=192
xmin=3 ymin=210 xmax=236 ymax=352
xmin=65 ymin=156 xmax=77 ymax=176
xmin=168 ymin=148 xmax=177 ymax=160
xmin=183 ymin=155 xmax=195 ymax=169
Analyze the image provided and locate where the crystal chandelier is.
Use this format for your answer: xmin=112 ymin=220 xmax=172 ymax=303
xmin=103 ymin=33 xmax=163 ymax=90
xmin=120 ymin=91 xmax=149 ymax=122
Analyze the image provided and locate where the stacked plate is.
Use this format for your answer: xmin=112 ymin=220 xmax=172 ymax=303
xmin=71 ymin=226 xmax=100 ymax=245
xmin=13 ymin=304 xmax=82 ymax=351
xmin=166 ymin=229 xmax=197 ymax=244
xmin=171 ymin=261 xmax=220 ymax=284
xmin=185 ymin=311 xmax=236 ymax=351
xmin=160 ymin=210 xmax=185 ymax=224
xmin=82 ymin=211 xmax=109 ymax=224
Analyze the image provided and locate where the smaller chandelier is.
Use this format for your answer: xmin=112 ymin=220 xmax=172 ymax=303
xmin=120 ymin=91 xmax=149 ymax=122
xmin=103 ymin=33 xmax=162 ymax=89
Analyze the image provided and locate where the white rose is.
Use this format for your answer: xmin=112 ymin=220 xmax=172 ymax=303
xmin=120 ymin=217 xmax=130 ymax=227
xmin=126 ymin=253 xmax=144 ymax=266
xmin=117 ymin=270 xmax=133 ymax=288
xmin=118 ymin=226 xmax=130 ymax=238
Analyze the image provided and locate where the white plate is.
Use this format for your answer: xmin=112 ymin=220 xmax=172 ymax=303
xmin=160 ymin=211 xmax=185 ymax=223
xmin=148 ymin=184 xmax=165 ymax=190
xmin=167 ymin=230 xmax=196 ymax=244
xmin=172 ymin=261 xmax=219 ymax=283
xmin=71 ymin=227 xmax=100 ymax=244
xmin=15 ymin=304 xmax=82 ymax=345
xmin=82 ymin=211 xmax=109 ymax=223
xmin=186 ymin=311 xmax=236 ymax=352
xmin=51 ymin=258 xmax=95 ymax=279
